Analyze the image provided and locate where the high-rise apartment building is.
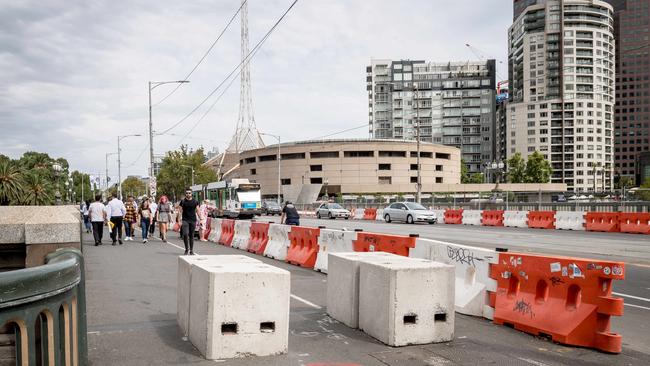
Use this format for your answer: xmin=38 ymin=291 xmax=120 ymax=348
xmin=608 ymin=0 xmax=650 ymax=185
xmin=367 ymin=60 xmax=496 ymax=174
xmin=506 ymin=0 xmax=616 ymax=192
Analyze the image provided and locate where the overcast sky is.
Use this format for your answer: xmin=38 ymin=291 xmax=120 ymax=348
xmin=0 ymin=0 xmax=511 ymax=182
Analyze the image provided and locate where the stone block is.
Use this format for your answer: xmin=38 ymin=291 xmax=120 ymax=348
xmin=326 ymin=252 xmax=403 ymax=328
xmin=25 ymin=242 xmax=81 ymax=268
xmin=359 ymin=257 xmax=455 ymax=346
xmin=177 ymin=255 xmax=261 ymax=337
xmin=24 ymin=206 xmax=81 ymax=244
xmin=0 ymin=206 xmax=31 ymax=244
xmin=188 ymin=261 xmax=290 ymax=359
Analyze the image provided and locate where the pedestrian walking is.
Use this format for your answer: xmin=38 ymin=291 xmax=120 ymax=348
xmin=280 ymin=201 xmax=300 ymax=226
xmin=81 ymin=200 xmax=92 ymax=233
xmin=123 ymin=196 xmax=137 ymax=241
xmin=106 ymin=192 xmax=126 ymax=245
xmin=139 ymin=198 xmax=153 ymax=243
xmin=199 ymin=199 xmax=210 ymax=241
xmin=177 ymin=189 xmax=201 ymax=255
xmin=149 ymin=198 xmax=158 ymax=236
xmin=88 ymin=194 xmax=106 ymax=246
xmin=156 ymin=195 xmax=173 ymax=242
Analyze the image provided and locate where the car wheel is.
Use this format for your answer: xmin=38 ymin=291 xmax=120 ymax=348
xmin=407 ymin=215 xmax=414 ymax=224
xmin=428 ymin=221 xmax=435 ymax=225
xmin=328 ymin=212 xmax=334 ymax=220
xmin=384 ymin=214 xmax=391 ymax=223
xmin=317 ymin=212 xmax=321 ymax=219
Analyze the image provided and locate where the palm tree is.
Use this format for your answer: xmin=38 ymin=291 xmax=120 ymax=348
xmin=0 ymin=160 xmax=24 ymax=205
xmin=22 ymin=171 xmax=52 ymax=205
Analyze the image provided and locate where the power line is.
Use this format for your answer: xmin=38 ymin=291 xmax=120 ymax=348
xmin=310 ymin=124 xmax=369 ymax=140
xmin=153 ymin=0 xmax=248 ymax=106
xmin=157 ymin=0 xmax=300 ymax=136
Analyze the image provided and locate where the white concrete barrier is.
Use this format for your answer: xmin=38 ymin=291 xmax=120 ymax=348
xmin=462 ymin=210 xmax=483 ymax=226
xmin=554 ymin=211 xmax=586 ymax=231
xmin=230 ymin=220 xmax=252 ymax=250
xmin=375 ymin=209 xmax=385 ymax=221
xmin=177 ymin=255 xmax=261 ymax=337
xmin=263 ymin=224 xmax=292 ymax=260
xmin=327 ymin=252 xmax=402 ymax=328
xmin=432 ymin=210 xmax=446 ymax=224
xmin=188 ymin=260 xmax=290 ymax=359
xmin=314 ymin=229 xmax=357 ymax=273
xmin=353 ymin=208 xmax=365 ymax=220
xmin=207 ymin=218 xmax=222 ymax=243
xmin=359 ymin=257 xmax=455 ymax=346
xmin=503 ymin=210 xmax=528 ymax=228
xmin=413 ymin=238 xmax=498 ymax=320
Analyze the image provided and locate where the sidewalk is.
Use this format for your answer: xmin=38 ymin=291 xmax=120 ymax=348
xmin=83 ymin=228 xmax=650 ymax=365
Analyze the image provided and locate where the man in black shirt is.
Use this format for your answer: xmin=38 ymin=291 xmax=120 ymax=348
xmin=280 ymin=201 xmax=300 ymax=226
xmin=177 ymin=189 xmax=201 ymax=255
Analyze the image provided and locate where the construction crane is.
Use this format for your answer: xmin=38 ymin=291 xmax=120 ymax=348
xmin=465 ymin=43 xmax=506 ymax=81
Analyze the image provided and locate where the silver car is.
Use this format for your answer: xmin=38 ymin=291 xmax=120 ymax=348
xmin=383 ymin=202 xmax=437 ymax=224
xmin=316 ymin=203 xmax=351 ymax=219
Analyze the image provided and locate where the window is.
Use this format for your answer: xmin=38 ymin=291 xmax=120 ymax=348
xmin=281 ymin=153 xmax=305 ymax=160
xmin=344 ymin=151 xmax=374 ymax=157
xmin=281 ymin=178 xmax=291 ymax=185
xmin=378 ymin=164 xmax=391 ymax=170
xmin=410 ymin=151 xmax=433 ymax=158
xmin=435 ymin=165 xmax=443 ymax=171
xmin=250 ymin=169 xmax=256 ymax=175
xmin=410 ymin=164 xmax=419 ymax=170
xmin=310 ymin=177 xmax=323 ymax=184
xmin=310 ymin=151 xmax=339 ymax=158
xmin=435 ymin=152 xmax=451 ymax=160
xmin=259 ymin=154 xmax=277 ymax=162
xmin=410 ymin=176 xmax=418 ymax=183
xmin=435 ymin=177 xmax=443 ymax=183
xmin=244 ymin=157 xmax=256 ymax=164
xmin=310 ymin=165 xmax=322 ymax=172
xmin=378 ymin=151 xmax=406 ymax=157
xmin=378 ymin=176 xmax=392 ymax=185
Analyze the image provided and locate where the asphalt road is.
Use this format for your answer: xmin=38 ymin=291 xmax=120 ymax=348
xmin=84 ymin=221 xmax=650 ymax=365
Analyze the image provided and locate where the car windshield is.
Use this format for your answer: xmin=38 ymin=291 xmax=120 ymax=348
xmin=405 ymin=202 xmax=427 ymax=210
xmin=266 ymin=202 xmax=280 ymax=208
xmin=329 ymin=203 xmax=344 ymax=209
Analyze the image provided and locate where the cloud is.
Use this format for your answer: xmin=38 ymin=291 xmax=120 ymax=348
xmin=0 ymin=0 xmax=511 ymax=182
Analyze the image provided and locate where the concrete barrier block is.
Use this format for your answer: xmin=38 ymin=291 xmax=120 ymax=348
xmin=208 ymin=218 xmax=223 ymax=242
xmin=359 ymin=257 xmax=455 ymax=346
xmin=263 ymin=224 xmax=292 ymax=260
xmin=230 ymin=220 xmax=252 ymax=250
xmin=554 ymin=211 xmax=586 ymax=231
xmin=462 ymin=210 xmax=483 ymax=226
xmin=503 ymin=210 xmax=529 ymax=228
xmin=177 ymin=255 xmax=261 ymax=337
xmin=326 ymin=252 xmax=404 ymax=328
xmin=24 ymin=206 xmax=80 ymax=244
xmin=314 ymin=229 xmax=357 ymax=273
xmin=188 ymin=261 xmax=290 ymax=359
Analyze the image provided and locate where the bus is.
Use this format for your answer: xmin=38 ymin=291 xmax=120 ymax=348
xmin=205 ymin=179 xmax=262 ymax=219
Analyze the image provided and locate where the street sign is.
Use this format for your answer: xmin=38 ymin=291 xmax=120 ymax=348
xmin=150 ymin=177 xmax=157 ymax=198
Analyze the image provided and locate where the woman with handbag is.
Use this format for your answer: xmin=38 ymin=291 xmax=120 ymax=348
xmin=156 ymin=195 xmax=173 ymax=242
xmin=123 ymin=196 xmax=137 ymax=241
xmin=138 ymin=198 xmax=153 ymax=243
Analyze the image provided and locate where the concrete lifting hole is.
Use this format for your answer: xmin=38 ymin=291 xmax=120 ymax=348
xmin=403 ymin=314 xmax=417 ymax=325
xmin=221 ymin=323 xmax=238 ymax=334
xmin=435 ymin=313 xmax=447 ymax=322
xmin=260 ymin=322 xmax=276 ymax=333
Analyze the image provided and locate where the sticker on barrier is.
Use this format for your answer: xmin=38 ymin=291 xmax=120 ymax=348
xmin=503 ymin=211 xmax=528 ymax=228
xmin=286 ymin=226 xmax=321 ymax=268
xmin=314 ymin=229 xmax=357 ymax=273
xmin=585 ymin=212 xmax=620 ymax=233
xmin=247 ymin=222 xmax=270 ymax=255
xmin=619 ymin=212 xmax=650 ymax=234
xmin=230 ymin=220 xmax=252 ymax=250
xmin=263 ymin=224 xmax=292 ymax=260
xmin=554 ymin=211 xmax=586 ymax=231
xmin=490 ymin=252 xmax=625 ymax=353
xmin=482 ymin=210 xmax=504 ymax=226
xmin=207 ymin=218 xmax=222 ymax=242
xmin=444 ymin=209 xmax=464 ymax=225
xmin=527 ymin=211 xmax=555 ymax=229
xmin=218 ymin=219 xmax=235 ymax=246
xmin=462 ymin=210 xmax=483 ymax=226
xmin=353 ymin=232 xmax=416 ymax=257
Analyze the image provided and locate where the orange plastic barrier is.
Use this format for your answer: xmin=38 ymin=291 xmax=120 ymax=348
xmin=286 ymin=226 xmax=321 ymax=268
xmin=203 ymin=217 xmax=212 ymax=241
xmin=490 ymin=252 xmax=625 ymax=353
xmin=482 ymin=210 xmax=504 ymax=226
xmin=444 ymin=209 xmax=464 ymax=225
xmin=363 ymin=208 xmax=377 ymax=220
xmin=247 ymin=222 xmax=270 ymax=255
xmin=619 ymin=212 xmax=650 ymax=235
xmin=585 ymin=212 xmax=620 ymax=233
xmin=527 ymin=211 xmax=555 ymax=229
xmin=352 ymin=232 xmax=416 ymax=257
xmin=218 ymin=219 xmax=235 ymax=246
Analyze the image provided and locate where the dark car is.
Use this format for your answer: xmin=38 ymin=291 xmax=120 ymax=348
xmin=261 ymin=201 xmax=282 ymax=216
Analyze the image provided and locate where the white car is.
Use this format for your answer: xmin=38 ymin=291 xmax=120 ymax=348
xmin=382 ymin=202 xmax=437 ymax=224
xmin=316 ymin=203 xmax=351 ymax=219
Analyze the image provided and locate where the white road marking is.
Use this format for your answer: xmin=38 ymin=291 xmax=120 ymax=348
xmin=290 ymin=294 xmax=322 ymax=309
xmin=517 ymin=357 xmax=550 ymax=366
xmin=625 ymin=303 xmax=650 ymax=311
xmin=613 ymin=292 xmax=650 ymax=303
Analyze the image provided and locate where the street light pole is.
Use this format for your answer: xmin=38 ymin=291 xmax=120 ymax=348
xmin=117 ymin=134 xmax=142 ymax=199
xmin=260 ymin=133 xmax=281 ymax=204
xmin=105 ymin=152 xmax=117 ymax=192
xmin=148 ymin=80 xmax=189 ymax=196
xmin=181 ymin=164 xmax=195 ymax=187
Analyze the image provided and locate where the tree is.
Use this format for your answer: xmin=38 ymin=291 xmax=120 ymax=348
xmin=460 ymin=159 xmax=471 ymax=183
xmin=506 ymin=152 xmax=526 ymax=183
xmin=467 ymin=172 xmax=485 ymax=184
xmin=157 ymin=145 xmax=217 ymax=200
xmin=524 ymin=151 xmax=552 ymax=183
xmin=22 ymin=171 xmax=52 ymax=205
xmin=615 ymin=175 xmax=635 ymax=190
xmin=635 ymin=178 xmax=650 ymax=201
xmin=121 ymin=176 xmax=147 ymax=197
xmin=71 ymin=170 xmax=95 ymax=203
xmin=0 ymin=160 xmax=24 ymax=205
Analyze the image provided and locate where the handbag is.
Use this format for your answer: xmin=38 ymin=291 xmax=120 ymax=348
xmin=172 ymin=222 xmax=181 ymax=232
